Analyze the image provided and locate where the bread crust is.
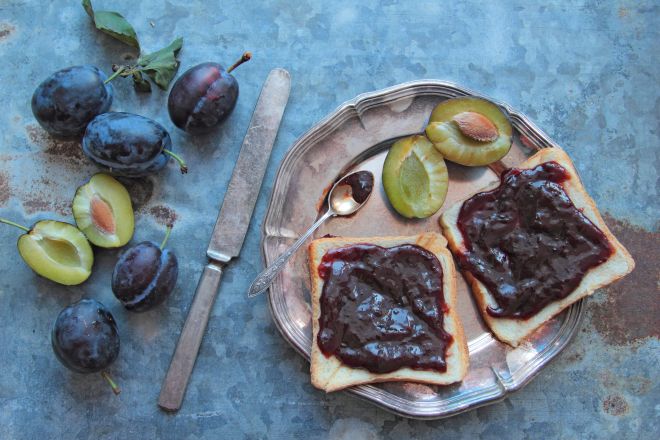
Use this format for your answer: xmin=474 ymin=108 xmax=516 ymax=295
xmin=440 ymin=148 xmax=635 ymax=347
xmin=308 ymin=233 xmax=469 ymax=392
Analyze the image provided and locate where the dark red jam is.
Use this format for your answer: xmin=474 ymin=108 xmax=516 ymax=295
xmin=457 ymin=161 xmax=613 ymax=320
xmin=317 ymin=244 xmax=452 ymax=373
xmin=339 ymin=171 xmax=374 ymax=204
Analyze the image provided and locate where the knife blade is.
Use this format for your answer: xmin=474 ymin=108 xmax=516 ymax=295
xmin=158 ymin=68 xmax=291 ymax=412
xmin=208 ymin=69 xmax=291 ymax=263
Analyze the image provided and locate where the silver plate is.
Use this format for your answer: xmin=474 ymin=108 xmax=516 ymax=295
xmin=261 ymin=80 xmax=583 ymax=419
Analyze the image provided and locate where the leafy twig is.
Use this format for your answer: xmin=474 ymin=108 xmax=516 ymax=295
xmin=82 ymin=1 xmax=183 ymax=92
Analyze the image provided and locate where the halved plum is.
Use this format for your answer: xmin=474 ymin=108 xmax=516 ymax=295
xmin=425 ymin=97 xmax=512 ymax=166
xmin=1 ymin=218 xmax=93 ymax=285
xmin=382 ymin=135 xmax=448 ymax=219
xmin=73 ymin=174 xmax=134 ymax=248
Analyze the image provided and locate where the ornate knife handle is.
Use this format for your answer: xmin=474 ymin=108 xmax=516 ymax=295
xmin=248 ymin=210 xmax=334 ymax=297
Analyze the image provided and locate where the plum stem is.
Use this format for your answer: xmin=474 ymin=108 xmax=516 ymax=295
xmin=100 ymin=371 xmax=121 ymax=395
xmin=104 ymin=66 xmax=126 ymax=84
xmin=226 ymin=51 xmax=252 ymax=73
xmin=0 ymin=218 xmax=30 ymax=232
xmin=160 ymin=225 xmax=172 ymax=250
xmin=163 ymin=149 xmax=188 ymax=174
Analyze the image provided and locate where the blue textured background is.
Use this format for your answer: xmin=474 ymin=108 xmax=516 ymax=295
xmin=0 ymin=1 xmax=658 ymax=439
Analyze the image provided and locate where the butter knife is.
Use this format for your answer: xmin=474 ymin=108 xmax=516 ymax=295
xmin=158 ymin=68 xmax=291 ymax=412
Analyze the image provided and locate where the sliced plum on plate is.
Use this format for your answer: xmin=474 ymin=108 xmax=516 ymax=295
xmin=425 ymin=96 xmax=512 ymax=166
xmin=382 ymin=135 xmax=449 ymax=219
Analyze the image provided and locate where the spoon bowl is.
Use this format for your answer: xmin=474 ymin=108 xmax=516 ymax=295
xmin=328 ymin=170 xmax=375 ymax=215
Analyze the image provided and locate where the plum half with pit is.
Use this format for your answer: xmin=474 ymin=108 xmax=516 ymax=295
xmin=0 ymin=217 xmax=93 ymax=285
xmin=73 ymin=173 xmax=134 ymax=248
xmin=52 ymin=298 xmax=121 ymax=394
xmin=32 ymin=65 xmax=113 ymax=138
xmin=425 ymin=97 xmax=512 ymax=166
xmin=112 ymin=226 xmax=178 ymax=312
xmin=168 ymin=52 xmax=251 ymax=134
xmin=82 ymin=112 xmax=187 ymax=177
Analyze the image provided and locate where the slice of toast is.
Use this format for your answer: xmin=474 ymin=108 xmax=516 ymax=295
xmin=308 ymin=232 xmax=469 ymax=393
xmin=440 ymin=148 xmax=635 ymax=347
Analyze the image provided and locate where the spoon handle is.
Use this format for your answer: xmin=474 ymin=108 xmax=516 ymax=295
xmin=248 ymin=210 xmax=334 ymax=297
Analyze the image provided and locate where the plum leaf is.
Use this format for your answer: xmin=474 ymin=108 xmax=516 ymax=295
xmin=82 ymin=0 xmax=139 ymax=49
xmin=137 ymin=37 xmax=183 ymax=90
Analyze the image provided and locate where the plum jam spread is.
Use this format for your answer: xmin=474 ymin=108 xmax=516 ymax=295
xmin=340 ymin=171 xmax=374 ymax=204
xmin=457 ymin=161 xmax=613 ymax=320
xmin=317 ymin=244 xmax=452 ymax=373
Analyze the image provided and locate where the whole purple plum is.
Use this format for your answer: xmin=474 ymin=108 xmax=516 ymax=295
xmin=32 ymin=65 xmax=113 ymax=138
xmin=111 ymin=227 xmax=178 ymax=312
xmin=167 ymin=52 xmax=251 ymax=135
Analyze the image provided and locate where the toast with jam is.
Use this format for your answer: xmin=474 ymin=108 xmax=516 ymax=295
xmin=308 ymin=233 xmax=468 ymax=393
xmin=440 ymin=148 xmax=635 ymax=347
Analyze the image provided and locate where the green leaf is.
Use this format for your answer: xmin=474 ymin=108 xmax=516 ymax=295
xmin=82 ymin=0 xmax=139 ymax=49
xmin=93 ymin=11 xmax=139 ymax=48
xmin=137 ymin=37 xmax=183 ymax=90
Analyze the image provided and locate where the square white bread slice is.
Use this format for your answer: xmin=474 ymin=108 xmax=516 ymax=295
xmin=308 ymin=232 xmax=469 ymax=393
xmin=440 ymin=148 xmax=635 ymax=347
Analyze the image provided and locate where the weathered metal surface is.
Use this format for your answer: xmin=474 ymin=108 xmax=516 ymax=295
xmin=0 ymin=1 xmax=657 ymax=439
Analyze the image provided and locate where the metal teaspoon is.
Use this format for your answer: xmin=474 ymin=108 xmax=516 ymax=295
xmin=247 ymin=170 xmax=374 ymax=297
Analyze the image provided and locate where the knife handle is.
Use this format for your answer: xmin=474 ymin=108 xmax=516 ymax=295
xmin=158 ymin=262 xmax=223 ymax=412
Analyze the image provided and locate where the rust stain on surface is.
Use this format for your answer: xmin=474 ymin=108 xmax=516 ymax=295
xmin=600 ymin=370 xmax=653 ymax=396
xmin=20 ymin=176 xmax=71 ymax=216
xmin=26 ymin=124 xmax=86 ymax=164
xmin=618 ymin=8 xmax=630 ymax=18
xmin=0 ymin=22 xmax=15 ymax=41
xmin=589 ymin=215 xmax=659 ymax=346
xmin=602 ymin=394 xmax=629 ymax=416
xmin=148 ymin=205 xmax=178 ymax=226
xmin=121 ymin=177 xmax=154 ymax=212
xmin=21 ymin=197 xmax=70 ymax=216
xmin=0 ymin=171 xmax=11 ymax=206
